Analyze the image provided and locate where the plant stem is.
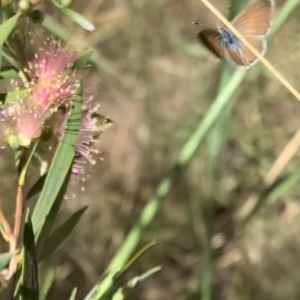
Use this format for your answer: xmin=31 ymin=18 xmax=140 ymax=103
xmin=13 ymin=185 xmax=23 ymax=241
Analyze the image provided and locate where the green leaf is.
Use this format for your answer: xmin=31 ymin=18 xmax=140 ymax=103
xmin=21 ymin=210 xmax=39 ymax=300
xmin=85 ymin=242 xmax=156 ymax=300
xmin=35 ymin=183 xmax=66 ymax=260
xmin=0 ymin=252 xmax=12 ymax=271
xmin=0 ymin=46 xmax=3 ymax=71
xmin=40 ymin=268 xmax=56 ymax=300
xmin=0 ymin=67 xmax=18 ymax=78
xmin=0 ymin=14 xmax=20 ymax=47
xmin=0 ymin=13 xmax=20 ymax=71
xmin=269 ymin=0 xmax=300 ymax=39
xmin=72 ymin=49 xmax=93 ymax=70
xmin=69 ymin=288 xmax=78 ymax=300
xmin=25 ymin=175 xmax=46 ymax=202
xmin=52 ymin=0 xmax=95 ymax=32
xmin=112 ymin=266 xmax=161 ymax=300
xmin=122 ymin=241 xmax=156 ymax=271
xmin=4 ymin=89 xmax=29 ymax=103
xmin=245 ymin=167 xmax=300 ymax=222
xmin=0 ymin=1 xmax=3 ymax=25
xmin=32 ymin=85 xmax=82 ymax=236
xmin=39 ymin=207 xmax=88 ymax=261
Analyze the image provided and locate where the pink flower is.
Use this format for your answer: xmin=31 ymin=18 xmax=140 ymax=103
xmin=1 ymin=97 xmax=52 ymax=148
xmin=0 ymin=34 xmax=113 ymax=180
xmin=0 ymin=37 xmax=80 ymax=149
xmin=25 ymin=38 xmax=78 ymax=108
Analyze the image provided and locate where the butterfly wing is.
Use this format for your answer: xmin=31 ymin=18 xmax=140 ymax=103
xmin=224 ymin=34 xmax=266 ymax=67
xmin=197 ymin=29 xmax=224 ymax=59
xmin=231 ymin=0 xmax=274 ymax=36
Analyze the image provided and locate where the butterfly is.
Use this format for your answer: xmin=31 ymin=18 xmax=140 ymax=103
xmin=197 ymin=0 xmax=275 ymax=68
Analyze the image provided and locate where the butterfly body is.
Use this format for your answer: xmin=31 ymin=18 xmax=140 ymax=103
xmin=197 ymin=0 xmax=274 ymax=68
xmin=219 ymin=28 xmax=241 ymax=51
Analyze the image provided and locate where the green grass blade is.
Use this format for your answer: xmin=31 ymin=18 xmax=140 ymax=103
xmin=202 ymin=2 xmax=249 ymax=296
xmin=245 ymin=167 xmax=300 ymax=222
xmin=269 ymin=0 xmax=300 ymax=39
xmin=31 ymin=85 xmax=82 ymax=236
xmin=177 ymin=68 xmax=246 ymax=165
xmin=112 ymin=266 xmax=161 ymax=300
xmin=85 ymin=242 xmax=156 ymax=300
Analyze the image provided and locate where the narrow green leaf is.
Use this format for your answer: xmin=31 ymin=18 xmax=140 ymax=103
xmin=4 ymin=89 xmax=29 ymax=103
xmin=40 ymin=268 xmax=56 ymax=300
xmin=52 ymin=0 xmax=95 ymax=31
xmin=72 ymin=49 xmax=93 ymax=70
xmin=123 ymin=241 xmax=156 ymax=271
xmin=269 ymin=0 xmax=300 ymax=39
xmin=42 ymin=15 xmax=71 ymax=41
xmin=35 ymin=182 xmax=67 ymax=260
xmin=0 ymin=252 xmax=12 ymax=271
xmin=21 ymin=211 xmax=39 ymax=300
xmin=0 ymin=67 xmax=18 ymax=78
xmin=32 ymin=85 xmax=82 ymax=236
xmin=245 ymin=167 xmax=300 ymax=222
xmin=85 ymin=242 xmax=156 ymax=300
xmin=0 ymin=0 xmax=3 ymax=25
xmin=39 ymin=207 xmax=88 ymax=261
xmin=0 ymin=14 xmax=20 ymax=47
xmin=112 ymin=266 xmax=161 ymax=300
xmin=0 ymin=46 xmax=3 ymax=70
xmin=25 ymin=175 xmax=46 ymax=202
xmin=0 ymin=12 xmax=20 ymax=71
xmin=69 ymin=288 xmax=78 ymax=300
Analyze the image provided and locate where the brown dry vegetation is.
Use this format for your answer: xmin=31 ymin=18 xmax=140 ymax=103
xmin=2 ymin=0 xmax=300 ymax=299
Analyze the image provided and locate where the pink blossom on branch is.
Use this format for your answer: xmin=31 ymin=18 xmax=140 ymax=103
xmin=1 ymin=38 xmax=79 ymax=148
xmin=25 ymin=38 xmax=78 ymax=108
xmin=0 ymin=96 xmax=55 ymax=148
xmin=0 ymin=34 xmax=113 ymax=181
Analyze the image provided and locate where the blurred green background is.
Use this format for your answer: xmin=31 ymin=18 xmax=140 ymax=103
xmin=3 ymin=0 xmax=300 ymax=299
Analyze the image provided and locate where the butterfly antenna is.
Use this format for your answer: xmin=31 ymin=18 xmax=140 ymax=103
xmin=215 ymin=19 xmax=223 ymax=31
xmin=192 ymin=21 xmax=210 ymax=28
